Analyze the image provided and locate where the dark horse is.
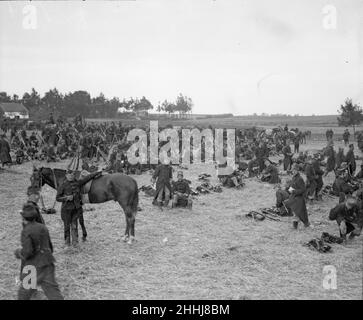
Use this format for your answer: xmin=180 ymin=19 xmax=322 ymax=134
xmin=32 ymin=167 xmax=139 ymax=244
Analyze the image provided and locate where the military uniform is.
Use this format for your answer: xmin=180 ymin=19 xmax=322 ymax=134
xmin=329 ymin=201 xmax=363 ymax=238
xmin=56 ymin=170 xmax=101 ymax=245
xmin=172 ymin=178 xmax=192 ymax=208
xmin=152 ymin=164 xmax=173 ymax=206
xmin=15 ymin=205 xmax=63 ymax=300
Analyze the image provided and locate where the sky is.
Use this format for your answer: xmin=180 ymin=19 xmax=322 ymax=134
xmin=0 ymin=0 xmax=362 ymax=115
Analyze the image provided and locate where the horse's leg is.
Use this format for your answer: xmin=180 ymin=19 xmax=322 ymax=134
xmin=121 ymin=205 xmax=130 ymax=242
xmin=79 ymin=209 xmax=87 ymax=241
xmin=127 ymin=208 xmax=136 ymax=245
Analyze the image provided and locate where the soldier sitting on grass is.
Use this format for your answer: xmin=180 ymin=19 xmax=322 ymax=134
xmin=329 ymin=197 xmax=363 ymax=241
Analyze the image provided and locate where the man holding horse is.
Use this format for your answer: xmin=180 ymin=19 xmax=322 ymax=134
xmin=56 ymin=168 xmax=102 ymax=246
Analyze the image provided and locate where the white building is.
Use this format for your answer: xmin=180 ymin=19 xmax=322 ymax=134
xmin=0 ymin=102 xmax=29 ymax=119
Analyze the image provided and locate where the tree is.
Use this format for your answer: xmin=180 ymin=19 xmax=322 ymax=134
xmin=162 ymin=100 xmax=176 ymax=115
xmin=22 ymin=88 xmax=41 ymax=110
xmin=131 ymin=96 xmax=153 ymax=113
xmin=156 ymin=101 xmax=163 ymax=113
xmin=337 ymin=98 xmax=363 ymax=139
xmin=41 ymin=88 xmax=63 ymax=112
xmin=175 ymin=93 xmax=193 ymax=117
xmin=63 ymin=90 xmax=91 ymax=117
xmin=0 ymin=92 xmax=11 ymax=103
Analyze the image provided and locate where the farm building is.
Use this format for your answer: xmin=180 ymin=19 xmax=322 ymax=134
xmin=0 ymin=102 xmax=29 ymax=119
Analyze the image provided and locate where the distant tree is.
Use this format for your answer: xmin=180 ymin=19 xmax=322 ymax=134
xmin=132 ymin=96 xmax=153 ymax=113
xmin=162 ymin=100 xmax=176 ymax=115
xmin=22 ymin=88 xmax=41 ymax=110
xmin=41 ymin=88 xmax=63 ymax=112
xmin=175 ymin=93 xmax=193 ymax=117
xmin=63 ymin=90 xmax=91 ymax=117
xmin=156 ymin=101 xmax=163 ymax=113
xmin=337 ymin=98 xmax=363 ymax=139
xmin=0 ymin=92 xmax=11 ymax=103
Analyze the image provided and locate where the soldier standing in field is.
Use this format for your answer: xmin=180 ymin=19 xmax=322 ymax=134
xmin=15 ymin=203 xmax=64 ymax=300
xmin=56 ymin=168 xmax=102 ymax=246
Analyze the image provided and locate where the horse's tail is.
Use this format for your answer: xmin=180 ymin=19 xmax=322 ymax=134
xmin=130 ymin=179 xmax=139 ymax=213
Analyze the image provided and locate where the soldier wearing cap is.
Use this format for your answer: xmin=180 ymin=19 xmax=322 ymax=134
xmin=285 ymin=163 xmax=309 ymax=229
xmin=56 ymin=168 xmax=102 ymax=246
xmin=26 ymin=187 xmax=45 ymax=224
xmin=345 ymin=144 xmax=356 ymax=177
xmin=151 ymin=158 xmax=173 ymax=207
xmin=305 ymin=155 xmax=317 ymax=201
xmin=329 ymin=197 xmax=363 ymax=240
xmin=171 ymin=171 xmax=192 ymax=208
xmin=15 ymin=203 xmax=63 ymax=300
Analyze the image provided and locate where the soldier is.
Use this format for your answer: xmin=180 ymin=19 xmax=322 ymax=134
xmin=15 ymin=203 xmax=64 ymax=300
xmin=305 ymin=156 xmax=317 ymax=202
xmin=151 ymin=159 xmax=173 ymax=207
xmin=0 ymin=134 xmax=12 ymax=168
xmin=285 ymin=164 xmax=309 ymax=229
xmin=343 ymin=129 xmax=350 ymax=146
xmin=335 ymin=147 xmax=345 ymax=169
xmin=324 ymin=140 xmax=336 ymax=176
xmin=332 ymin=168 xmax=356 ymax=203
xmin=282 ymin=140 xmax=293 ymax=172
xmin=26 ymin=188 xmax=45 ymax=224
xmin=312 ymin=154 xmax=324 ymax=200
xmin=345 ymin=144 xmax=356 ymax=177
xmin=56 ymin=168 xmax=102 ymax=246
xmin=293 ymin=133 xmax=300 ymax=154
xmin=275 ymin=180 xmax=292 ymax=216
xmin=329 ymin=198 xmax=363 ymax=240
xmin=171 ymin=171 xmax=192 ymax=208
xmin=261 ymin=159 xmax=280 ymax=184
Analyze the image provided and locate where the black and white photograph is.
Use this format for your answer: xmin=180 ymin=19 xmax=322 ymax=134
xmin=0 ymin=0 xmax=362 ymax=303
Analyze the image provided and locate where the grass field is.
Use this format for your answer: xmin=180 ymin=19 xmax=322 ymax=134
xmin=0 ymin=122 xmax=362 ymax=300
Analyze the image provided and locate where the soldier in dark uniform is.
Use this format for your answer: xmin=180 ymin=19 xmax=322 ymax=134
xmin=282 ymin=140 xmax=293 ymax=171
xmin=305 ymin=156 xmax=317 ymax=202
xmin=285 ymin=164 xmax=309 ymax=229
xmin=15 ymin=203 xmax=63 ymax=300
xmin=261 ymin=159 xmax=280 ymax=184
xmin=345 ymin=144 xmax=356 ymax=177
xmin=151 ymin=160 xmax=173 ymax=207
xmin=275 ymin=180 xmax=292 ymax=216
xmin=329 ymin=198 xmax=363 ymax=240
xmin=56 ymin=168 xmax=102 ymax=246
xmin=171 ymin=171 xmax=192 ymax=208
xmin=312 ymin=154 xmax=324 ymax=200
xmin=343 ymin=129 xmax=350 ymax=146
xmin=0 ymin=134 xmax=12 ymax=167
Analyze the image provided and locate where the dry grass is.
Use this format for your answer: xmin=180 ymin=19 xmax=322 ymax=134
xmin=0 ymin=137 xmax=362 ymax=300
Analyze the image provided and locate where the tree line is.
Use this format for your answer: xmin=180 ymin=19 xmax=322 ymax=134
xmin=0 ymin=88 xmax=193 ymax=119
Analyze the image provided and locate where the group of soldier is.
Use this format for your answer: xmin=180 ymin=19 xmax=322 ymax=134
xmin=3 ymin=117 xmax=362 ymax=299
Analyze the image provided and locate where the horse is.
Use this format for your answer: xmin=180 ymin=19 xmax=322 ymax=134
xmin=32 ymin=167 xmax=139 ymax=244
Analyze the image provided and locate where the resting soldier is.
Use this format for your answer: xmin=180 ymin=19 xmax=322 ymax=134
xmin=15 ymin=203 xmax=64 ymax=300
xmin=275 ymin=181 xmax=292 ymax=216
xmin=261 ymin=159 xmax=280 ymax=184
xmin=171 ymin=171 xmax=192 ymax=209
xmin=329 ymin=198 xmax=363 ymax=240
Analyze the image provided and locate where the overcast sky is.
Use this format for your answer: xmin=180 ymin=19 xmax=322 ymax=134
xmin=1 ymin=0 xmax=362 ymax=115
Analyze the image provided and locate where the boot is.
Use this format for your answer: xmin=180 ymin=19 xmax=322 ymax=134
xmin=163 ymin=200 xmax=169 ymax=207
xmin=293 ymin=221 xmax=298 ymax=229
